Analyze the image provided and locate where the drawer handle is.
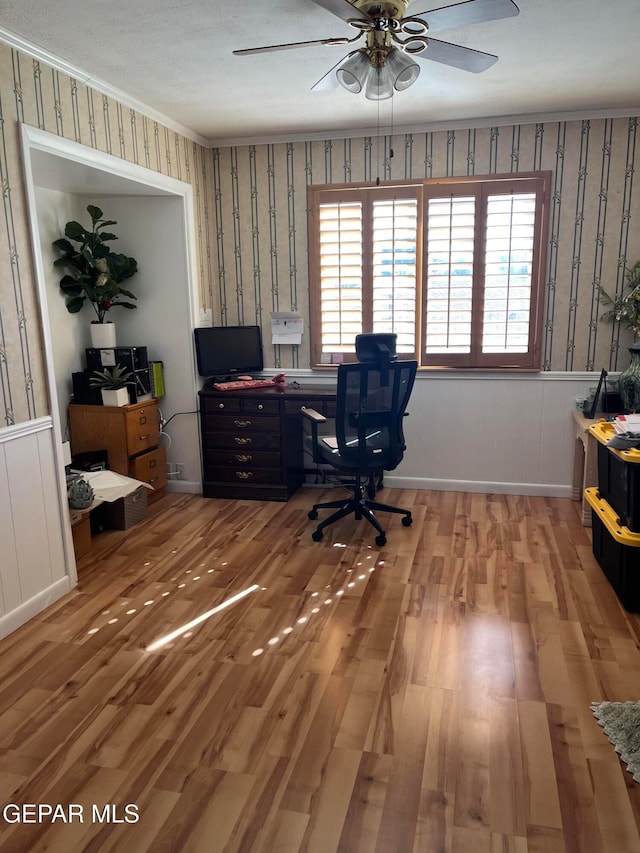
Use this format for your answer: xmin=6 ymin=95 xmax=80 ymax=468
xmin=150 ymin=459 xmax=157 ymax=468
xmin=234 ymin=437 xmax=252 ymax=445
xmin=235 ymin=454 xmax=253 ymax=462
xmin=236 ymin=471 xmax=253 ymax=480
xmin=234 ymin=419 xmax=252 ymax=428
xmin=149 ymin=476 xmax=159 ymax=483
xmin=139 ymin=434 xmax=150 ymax=441
xmin=218 ymin=403 xmax=225 ymax=409
xmin=139 ymin=416 xmax=147 ymax=425
xmin=257 ymin=404 xmax=264 ymax=410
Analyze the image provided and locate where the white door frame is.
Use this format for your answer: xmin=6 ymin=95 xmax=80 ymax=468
xmin=20 ymin=123 xmax=202 ymax=582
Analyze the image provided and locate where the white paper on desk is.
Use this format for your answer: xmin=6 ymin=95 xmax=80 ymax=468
xmin=271 ymin=311 xmax=303 ymax=345
xmin=82 ymin=469 xmax=152 ymax=502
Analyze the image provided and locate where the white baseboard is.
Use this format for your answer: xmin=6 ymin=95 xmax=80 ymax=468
xmin=166 ymin=479 xmax=201 ymax=495
xmin=0 ymin=577 xmax=72 ymax=642
xmin=383 ymin=475 xmax=573 ymax=499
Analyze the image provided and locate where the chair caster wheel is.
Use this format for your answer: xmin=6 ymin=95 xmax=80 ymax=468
xmin=308 ymin=510 xmax=318 ymax=520
xmin=375 ymin=534 xmax=387 ymax=546
xmin=312 ymin=530 xmax=324 ymax=541
xmin=402 ymin=516 xmax=413 ymax=526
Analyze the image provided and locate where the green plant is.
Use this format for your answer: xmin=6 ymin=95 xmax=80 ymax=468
xmin=53 ymin=204 xmax=138 ymax=323
xmin=599 ymin=260 xmax=640 ymax=342
xmin=89 ymin=365 xmax=134 ymax=390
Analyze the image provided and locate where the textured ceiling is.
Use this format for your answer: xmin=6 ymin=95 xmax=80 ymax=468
xmin=1 ymin=0 xmax=639 ymax=145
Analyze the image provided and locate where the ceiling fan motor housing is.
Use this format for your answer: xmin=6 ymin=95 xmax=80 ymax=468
xmin=355 ymin=0 xmax=410 ymax=20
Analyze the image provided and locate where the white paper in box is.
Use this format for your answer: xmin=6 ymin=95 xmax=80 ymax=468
xmin=82 ymin=470 xmax=153 ymax=503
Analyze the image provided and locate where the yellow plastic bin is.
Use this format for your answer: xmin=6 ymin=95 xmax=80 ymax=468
xmin=584 ymin=487 xmax=640 ymax=611
xmin=589 ymin=421 xmax=640 ymax=532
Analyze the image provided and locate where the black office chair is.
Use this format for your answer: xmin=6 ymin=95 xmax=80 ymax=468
xmin=302 ymin=337 xmax=417 ymax=546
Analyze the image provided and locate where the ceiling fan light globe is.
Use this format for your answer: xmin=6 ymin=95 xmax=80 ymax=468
xmin=336 ymin=50 xmax=371 ymax=94
xmin=365 ymin=67 xmax=394 ymax=100
xmin=386 ymin=48 xmax=420 ymax=91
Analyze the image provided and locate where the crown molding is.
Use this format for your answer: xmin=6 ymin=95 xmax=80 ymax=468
xmin=0 ymin=26 xmax=209 ymax=148
xmin=210 ymin=107 xmax=640 ymax=148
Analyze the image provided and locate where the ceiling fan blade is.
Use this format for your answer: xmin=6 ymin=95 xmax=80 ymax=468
xmin=309 ymin=0 xmax=372 ymax=24
xmin=411 ymin=0 xmax=519 ymax=35
xmin=311 ymin=53 xmax=354 ymax=91
xmin=419 ymin=37 xmax=498 ymax=72
xmin=234 ymin=36 xmax=351 ymax=56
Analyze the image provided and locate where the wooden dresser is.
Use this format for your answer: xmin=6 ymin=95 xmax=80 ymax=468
xmin=68 ymin=400 xmax=167 ymax=502
xmin=198 ymin=384 xmax=336 ymax=501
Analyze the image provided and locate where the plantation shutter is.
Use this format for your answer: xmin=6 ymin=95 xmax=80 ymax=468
xmin=425 ymin=194 xmax=476 ymax=355
xmin=318 ymin=201 xmax=363 ymax=354
xmin=482 ymin=192 xmax=537 ymax=354
xmin=372 ymin=197 xmax=419 ymax=354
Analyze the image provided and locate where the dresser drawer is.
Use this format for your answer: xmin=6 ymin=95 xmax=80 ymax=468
xmin=129 ymin=446 xmax=167 ymax=490
xmin=206 ymin=449 xmax=280 ymax=468
xmin=125 ymin=404 xmax=159 ymax=455
xmin=205 ymin=432 xmax=281 ymax=452
xmin=204 ymin=466 xmax=282 ymax=485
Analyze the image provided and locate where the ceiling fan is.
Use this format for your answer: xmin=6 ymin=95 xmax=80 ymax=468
xmin=233 ymin=0 xmax=519 ymax=100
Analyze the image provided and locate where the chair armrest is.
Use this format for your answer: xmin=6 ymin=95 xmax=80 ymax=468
xmin=300 ymin=407 xmax=326 ymax=424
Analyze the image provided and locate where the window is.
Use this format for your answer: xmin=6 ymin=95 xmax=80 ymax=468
xmin=308 ymin=173 xmax=550 ymax=369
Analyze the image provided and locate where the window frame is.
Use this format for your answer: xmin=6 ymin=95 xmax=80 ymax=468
xmin=307 ymin=171 xmax=551 ymax=371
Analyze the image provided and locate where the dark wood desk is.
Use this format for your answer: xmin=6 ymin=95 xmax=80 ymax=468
xmin=198 ymin=383 xmax=336 ymax=501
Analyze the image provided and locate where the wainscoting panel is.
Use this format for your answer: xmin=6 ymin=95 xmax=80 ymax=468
xmin=0 ymin=418 xmax=74 ymax=639
xmin=281 ymin=369 xmax=600 ymax=497
xmin=388 ymin=372 xmax=593 ymax=496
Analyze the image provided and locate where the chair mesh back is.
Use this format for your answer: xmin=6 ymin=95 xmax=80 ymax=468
xmin=335 ymin=360 xmax=417 ymax=470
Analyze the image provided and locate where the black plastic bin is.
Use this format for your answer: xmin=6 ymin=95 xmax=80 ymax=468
xmin=584 ymin=487 xmax=640 ymax=611
xmin=591 ymin=421 xmax=640 ymax=532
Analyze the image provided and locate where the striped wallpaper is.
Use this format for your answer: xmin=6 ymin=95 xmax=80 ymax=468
xmin=212 ymin=118 xmax=640 ymax=375
xmin=1 ymin=36 xmax=639 ymax=429
xmin=0 ymin=42 xmax=213 ymax=427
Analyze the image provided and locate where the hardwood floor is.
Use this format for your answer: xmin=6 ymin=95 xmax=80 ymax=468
xmin=1 ymin=486 xmax=640 ymax=852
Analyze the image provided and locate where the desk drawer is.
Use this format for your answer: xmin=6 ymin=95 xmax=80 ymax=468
xmin=204 ymin=397 xmax=241 ymax=414
xmin=204 ymin=466 xmax=282 ymax=485
xmin=206 ymin=449 xmax=280 ymax=468
xmin=285 ymin=399 xmax=336 ymax=418
xmin=205 ymin=432 xmax=281 ymax=452
xmin=241 ymin=398 xmax=280 ymax=415
xmin=204 ymin=414 xmax=280 ymax=433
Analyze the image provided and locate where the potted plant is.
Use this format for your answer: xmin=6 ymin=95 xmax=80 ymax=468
xmin=90 ymin=364 xmax=134 ymax=407
xmin=600 ymin=260 xmax=640 ymax=410
xmin=53 ymin=204 xmax=138 ymax=347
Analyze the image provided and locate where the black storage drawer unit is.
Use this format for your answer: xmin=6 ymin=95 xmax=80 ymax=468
xmin=591 ymin=421 xmax=640 ymax=532
xmin=585 ymin=487 xmax=640 ymax=611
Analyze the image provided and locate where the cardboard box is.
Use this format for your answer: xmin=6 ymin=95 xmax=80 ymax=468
xmin=70 ymin=512 xmax=92 ymax=559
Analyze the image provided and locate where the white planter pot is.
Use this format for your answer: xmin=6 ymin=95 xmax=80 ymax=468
xmin=90 ymin=322 xmax=116 ymax=348
xmin=101 ymin=387 xmax=130 ymax=407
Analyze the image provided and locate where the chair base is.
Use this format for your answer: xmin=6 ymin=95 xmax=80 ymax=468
xmin=308 ymin=485 xmax=412 ymax=546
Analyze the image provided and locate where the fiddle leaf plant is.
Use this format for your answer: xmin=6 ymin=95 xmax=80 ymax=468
xmin=53 ymin=204 xmax=138 ymax=323
xmin=599 ymin=260 xmax=640 ymax=343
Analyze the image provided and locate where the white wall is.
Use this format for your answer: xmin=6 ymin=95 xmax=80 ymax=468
xmin=89 ymin=195 xmax=201 ymax=488
xmin=282 ymin=367 xmax=603 ymax=497
xmin=35 ymin=188 xmax=93 ymax=438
